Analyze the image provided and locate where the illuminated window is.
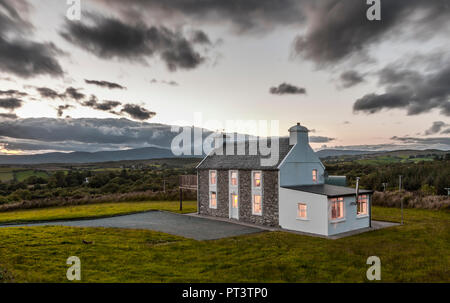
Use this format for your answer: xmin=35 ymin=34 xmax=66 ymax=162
xmin=357 ymin=195 xmax=368 ymax=215
xmin=253 ymin=171 xmax=261 ymax=188
xmin=297 ymin=203 xmax=307 ymax=219
xmin=231 ymin=194 xmax=238 ymax=208
xmin=209 ymin=192 xmax=217 ymax=208
xmin=230 ymin=171 xmax=238 ymax=186
xmin=331 ymin=197 xmax=344 ymax=220
xmin=209 ymin=170 xmax=217 ymax=185
xmin=312 ymin=169 xmax=317 ymax=182
xmin=253 ymin=194 xmax=262 ymax=215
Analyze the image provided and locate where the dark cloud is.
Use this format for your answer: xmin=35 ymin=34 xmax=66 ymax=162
xmin=92 ymin=0 xmax=305 ymax=33
xmin=0 ymin=97 xmax=22 ymax=110
xmin=0 ymin=113 xmax=17 ymax=119
xmin=0 ymin=37 xmax=64 ymax=78
xmin=270 ymin=83 xmax=306 ymax=95
xmin=82 ymin=96 xmax=122 ymax=112
xmin=293 ymin=0 xmax=450 ymax=66
xmin=339 ymin=70 xmax=365 ymax=88
xmin=64 ymin=87 xmax=85 ymax=101
xmin=36 ymin=87 xmax=63 ymax=99
xmin=0 ymin=1 xmax=63 ymax=78
xmin=191 ymin=30 xmax=211 ymax=44
xmin=57 ymin=105 xmax=73 ymax=117
xmin=121 ymin=104 xmax=156 ymax=120
xmin=84 ymin=79 xmax=126 ymax=90
xmin=0 ymin=117 xmax=205 ymax=152
xmin=353 ymin=61 xmax=450 ymax=116
xmin=310 ymin=136 xmax=335 ymax=143
xmin=61 ymin=15 xmax=207 ymax=71
xmin=0 ymin=89 xmax=27 ymax=97
xmin=391 ymin=136 xmax=450 ymax=146
xmin=424 ymin=121 xmax=449 ymax=135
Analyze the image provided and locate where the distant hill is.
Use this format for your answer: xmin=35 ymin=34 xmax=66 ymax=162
xmin=0 ymin=147 xmax=198 ymax=165
xmin=316 ymin=149 xmax=379 ymax=158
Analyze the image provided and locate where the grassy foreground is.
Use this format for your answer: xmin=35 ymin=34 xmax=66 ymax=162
xmin=0 ymin=206 xmax=449 ymax=282
xmin=0 ymin=201 xmax=197 ymax=224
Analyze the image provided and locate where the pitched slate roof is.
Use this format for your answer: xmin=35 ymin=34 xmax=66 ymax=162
xmin=282 ymin=184 xmax=373 ymax=198
xmin=196 ymin=137 xmax=293 ymax=170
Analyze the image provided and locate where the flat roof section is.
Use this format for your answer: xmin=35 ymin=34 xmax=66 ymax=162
xmin=282 ymin=184 xmax=373 ymax=198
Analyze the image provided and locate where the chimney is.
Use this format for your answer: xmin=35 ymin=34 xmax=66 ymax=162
xmin=289 ymin=122 xmax=309 ymax=146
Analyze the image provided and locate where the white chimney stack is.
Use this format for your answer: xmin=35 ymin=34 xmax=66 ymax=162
xmin=289 ymin=122 xmax=309 ymax=146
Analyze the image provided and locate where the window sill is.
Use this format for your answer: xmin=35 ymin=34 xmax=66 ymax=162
xmin=252 ymin=212 xmax=262 ymax=216
xmin=330 ymin=218 xmax=346 ymax=223
xmin=296 ymin=217 xmax=309 ymax=221
xmin=356 ymin=214 xmax=369 ymax=219
xmin=209 ymin=206 xmax=217 ymax=209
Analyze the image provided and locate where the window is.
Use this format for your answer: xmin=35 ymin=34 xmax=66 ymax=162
xmin=209 ymin=192 xmax=217 ymax=208
xmin=230 ymin=171 xmax=238 ymax=186
xmin=331 ymin=197 xmax=344 ymax=220
xmin=253 ymin=171 xmax=261 ymax=188
xmin=209 ymin=170 xmax=217 ymax=185
xmin=253 ymin=194 xmax=262 ymax=215
xmin=357 ymin=195 xmax=368 ymax=215
xmin=312 ymin=169 xmax=317 ymax=182
xmin=231 ymin=194 xmax=238 ymax=208
xmin=297 ymin=203 xmax=307 ymax=219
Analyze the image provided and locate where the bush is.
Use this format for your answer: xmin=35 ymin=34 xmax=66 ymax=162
xmin=372 ymin=191 xmax=450 ymax=210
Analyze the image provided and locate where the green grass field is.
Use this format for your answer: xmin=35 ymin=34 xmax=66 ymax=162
xmin=14 ymin=170 xmax=49 ymax=182
xmin=0 ymin=201 xmax=197 ymax=224
xmin=0 ymin=204 xmax=448 ymax=283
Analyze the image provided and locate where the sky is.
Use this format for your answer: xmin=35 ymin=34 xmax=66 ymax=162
xmin=0 ymin=0 xmax=449 ymax=155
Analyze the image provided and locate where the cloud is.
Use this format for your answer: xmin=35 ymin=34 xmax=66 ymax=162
xmin=0 ymin=117 xmax=212 ymax=152
xmin=61 ymin=14 xmax=208 ymax=71
xmin=57 ymin=105 xmax=73 ymax=117
xmin=82 ymin=96 xmax=121 ymax=111
xmin=353 ymin=61 xmax=450 ymax=116
xmin=0 ymin=1 xmax=63 ymax=78
xmin=339 ymin=70 xmax=365 ymax=88
xmin=84 ymin=79 xmax=126 ymax=90
xmin=150 ymin=78 xmax=179 ymax=86
xmin=91 ymin=0 xmax=305 ymax=33
xmin=391 ymin=136 xmax=450 ymax=146
xmin=0 ymin=97 xmax=22 ymax=110
xmin=310 ymin=136 xmax=335 ymax=143
xmin=121 ymin=104 xmax=156 ymax=120
xmin=292 ymin=0 xmax=450 ymax=67
xmin=270 ymin=83 xmax=306 ymax=95
xmin=0 ymin=89 xmax=27 ymax=97
xmin=36 ymin=87 xmax=63 ymax=99
xmin=0 ymin=113 xmax=17 ymax=119
xmin=64 ymin=87 xmax=85 ymax=101
xmin=424 ymin=121 xmax=449 ymax=135
xmin=191 ymin=30 xmax=211 ymax=44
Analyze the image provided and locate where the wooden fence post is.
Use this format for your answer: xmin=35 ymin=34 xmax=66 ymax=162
xmin=179 ymin=188 xmax=183 ymax=211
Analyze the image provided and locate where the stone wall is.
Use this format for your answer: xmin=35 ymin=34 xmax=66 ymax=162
xmin=198 ymin=169 xmax=229 ymax=217
xmin=198 ymin=169 xmax=279 ymax=227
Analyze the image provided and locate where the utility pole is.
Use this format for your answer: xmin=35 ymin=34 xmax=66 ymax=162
xmin=399 ymin=175 xmax=403 ymax=225
xmin=163 ymin=179 xmax=166 ymax=193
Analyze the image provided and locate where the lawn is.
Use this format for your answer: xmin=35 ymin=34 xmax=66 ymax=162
xmin=0 ymin=201 xmax=197 ymax=224
xmin=0 ymin=206 xmax=448 ymax=283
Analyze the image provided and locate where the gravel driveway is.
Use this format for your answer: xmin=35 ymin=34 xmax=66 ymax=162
xmin=3 ymin=211 xmax=264 ymax=240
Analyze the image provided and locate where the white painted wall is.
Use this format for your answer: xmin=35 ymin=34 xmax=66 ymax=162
xmin=279 ymin=187 xmax=328 ymax=235
xmin=327 ymin=195 xmax=370 ymax=236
